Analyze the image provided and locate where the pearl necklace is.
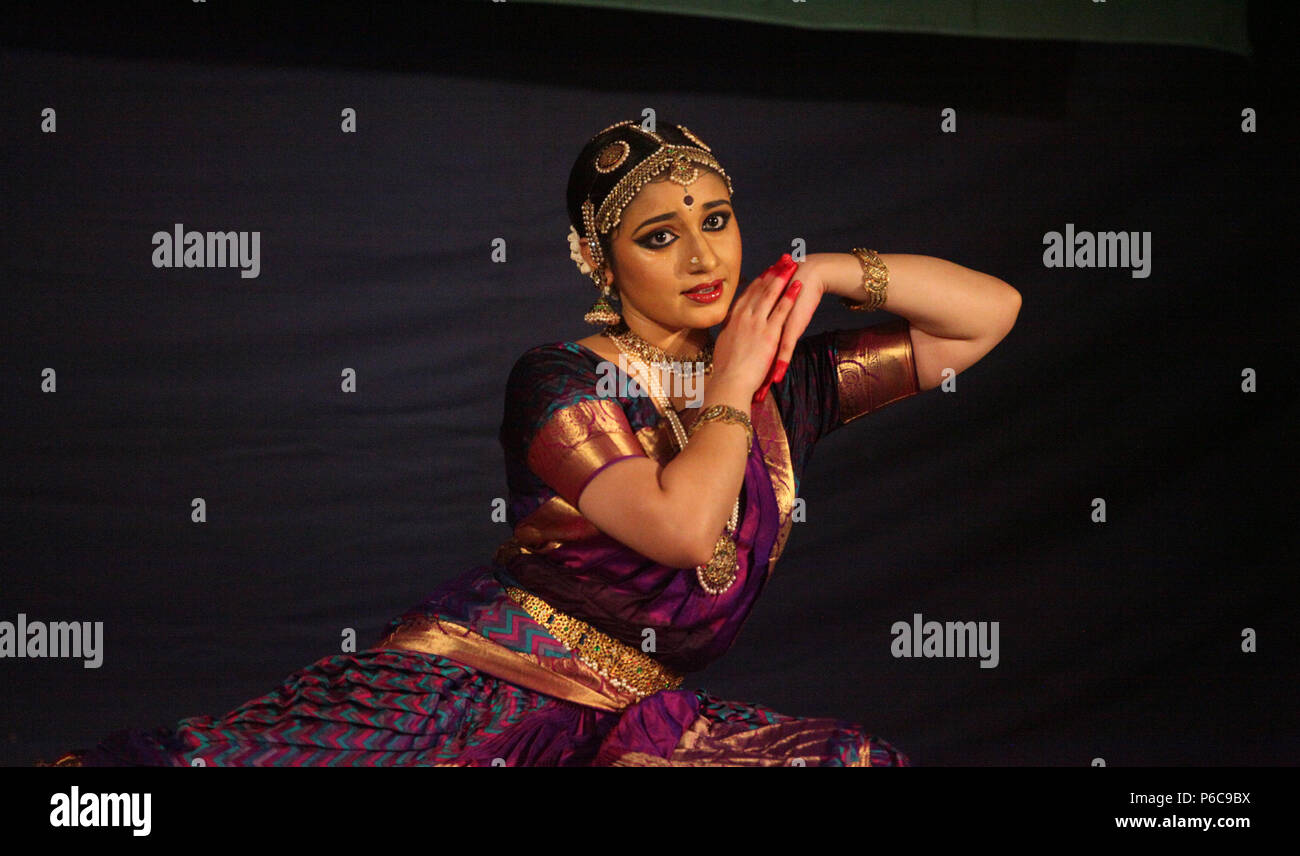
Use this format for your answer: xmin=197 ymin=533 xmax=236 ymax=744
xmin=603 ymin=328 xmax=740 ymax=595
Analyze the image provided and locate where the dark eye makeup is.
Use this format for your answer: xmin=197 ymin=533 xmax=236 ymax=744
xmin=634 ymin=211 xmax=732 ymax=250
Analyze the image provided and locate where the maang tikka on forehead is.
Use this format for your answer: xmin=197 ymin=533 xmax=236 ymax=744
xmin=586 ymin=121 xmax=733 ymax=236
xmin=570 ymin=120 xmax=733 ymax=326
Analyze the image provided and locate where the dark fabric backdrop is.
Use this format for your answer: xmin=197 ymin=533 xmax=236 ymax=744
xmin=2 ymin=0 xmax=1294 ymax=766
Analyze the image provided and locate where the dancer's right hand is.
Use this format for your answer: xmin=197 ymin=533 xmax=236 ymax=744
xmin=711 ymin=253 xmax=805 ymax=399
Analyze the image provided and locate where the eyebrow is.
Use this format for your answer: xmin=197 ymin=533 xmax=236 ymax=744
xmin=632 ymin=199 xmax=731 ymax=234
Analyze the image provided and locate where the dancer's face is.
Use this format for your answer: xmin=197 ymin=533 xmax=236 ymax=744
xmin=599 ymin=170 xmax=741 ymax=334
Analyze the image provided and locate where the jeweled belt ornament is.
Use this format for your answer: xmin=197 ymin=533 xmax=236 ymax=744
xmin=503 ymin=586 xmax=684 ymax=699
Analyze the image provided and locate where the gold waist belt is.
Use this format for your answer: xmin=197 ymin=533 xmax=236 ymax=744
xmin=503 ymin=586 xmax=684 ymax=700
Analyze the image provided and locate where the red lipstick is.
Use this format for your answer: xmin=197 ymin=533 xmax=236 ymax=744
xmin=682 ymin=279 xmax=724 ymax=303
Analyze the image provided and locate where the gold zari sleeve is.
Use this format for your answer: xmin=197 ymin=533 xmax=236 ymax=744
xmin=525 ymin=398 xmax=645 ymax=506
xmin=834 ymin=318 xmax=920 ymax=425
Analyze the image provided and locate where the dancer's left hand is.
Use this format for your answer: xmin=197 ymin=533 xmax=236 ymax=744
xmin=754 ymin=255 xmax=827 ymax=401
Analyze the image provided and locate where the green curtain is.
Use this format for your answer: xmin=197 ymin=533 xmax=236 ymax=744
xmin=505 ymin=0 xmax=1251 ymax=56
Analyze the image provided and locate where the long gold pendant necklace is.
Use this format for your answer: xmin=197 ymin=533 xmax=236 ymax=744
xmin=603 ymin=325 xmax=740 ymax=595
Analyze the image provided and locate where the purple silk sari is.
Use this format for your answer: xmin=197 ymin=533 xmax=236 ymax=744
xmin=50 ymin=320 xmax=920 ymax=767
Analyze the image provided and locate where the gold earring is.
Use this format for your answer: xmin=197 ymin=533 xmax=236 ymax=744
xmin=579 ymin=199 xmax=620 ymax=326
xmin=584 ymin=273 xmax=621 ymax=326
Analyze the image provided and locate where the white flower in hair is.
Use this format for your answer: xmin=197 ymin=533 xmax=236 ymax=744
xmin=568 ymin=225 xmax=593 ymax=275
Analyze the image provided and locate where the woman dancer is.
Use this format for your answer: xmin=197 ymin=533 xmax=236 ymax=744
xmin=47 ymin=118 xmax=1019 ymax=766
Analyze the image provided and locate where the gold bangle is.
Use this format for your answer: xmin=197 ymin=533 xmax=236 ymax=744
xmin=686 ymin=404 xmax=753 ymax=451
xmin=839 ymin=247 xmax=889 ymax=312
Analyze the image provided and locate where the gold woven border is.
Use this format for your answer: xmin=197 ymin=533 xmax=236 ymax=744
xmin=526 ymin=398 xmax=645 ymax=506
xmin=834 ymin=319 xmax=920 ymax=425
xmin=751 ymin=386 xmax=796 ymax=572
xmin=379 ymin=612 xmax=634 ymax=712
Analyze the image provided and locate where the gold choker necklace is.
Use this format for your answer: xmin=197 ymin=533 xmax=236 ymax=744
xmin=602 ymin=321 xmax=713 ymax=377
